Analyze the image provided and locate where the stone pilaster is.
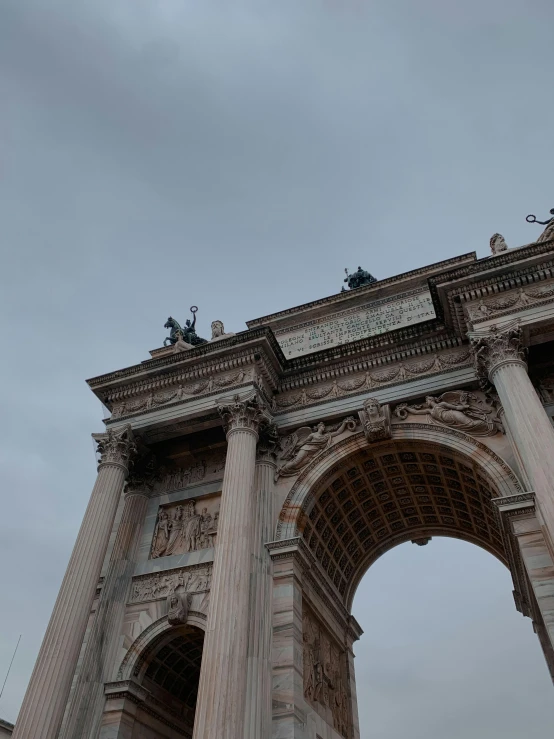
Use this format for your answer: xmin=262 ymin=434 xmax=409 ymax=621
xmin=193 ymin=394 xmax=270 ymax=739
xmin=59 ymin=474 xmax=150 ymax=738
xmin=471 ymin=322 xmax=554 ymax=545
xmin=244 ymin=425 xmax=279 ymax=739
xmin=267 ymin=540 xmax=309 ymax=739
xmin=12 ymin=426 xmax=135 ymax=739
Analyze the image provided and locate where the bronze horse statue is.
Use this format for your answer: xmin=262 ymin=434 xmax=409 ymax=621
xmin=164 ymin=307 xmax=208 ymax=347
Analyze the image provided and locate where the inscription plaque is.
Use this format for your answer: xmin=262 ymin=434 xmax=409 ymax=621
xmin=276 ymin=290 xmax=436 ymax=358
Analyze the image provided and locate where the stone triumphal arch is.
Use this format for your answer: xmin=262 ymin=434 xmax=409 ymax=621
xmin=13 ymin=223 xmax=554 ymax=739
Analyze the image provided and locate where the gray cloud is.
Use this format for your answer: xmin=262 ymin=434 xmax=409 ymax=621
xmin=1 ymin=0 xmax=553 ymax=732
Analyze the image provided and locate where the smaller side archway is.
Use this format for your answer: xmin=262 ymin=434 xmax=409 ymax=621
xmin=103 ymin=613 xmax=207 ymax=739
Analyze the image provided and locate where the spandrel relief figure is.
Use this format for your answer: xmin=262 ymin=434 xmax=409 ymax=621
xmin=394 ymin=390 xmax=498 ymax=437
xmin=277 ymin=417 xmax=357 ymax=478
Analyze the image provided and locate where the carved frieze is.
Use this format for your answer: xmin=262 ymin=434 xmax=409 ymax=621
xmin=150 ymin=499 xmax=220 ymax=559
xmin=358 ymin=397 xmax=392 ymax=443
xmin=109 ymin=370 xmax=250 ymax=419
xmin=465 ymin=280 xmax=554 ymax=323
xmin=393 ymin=390 xmax=501 ymax=437
xmin=276 ymin=417 xmax=358 ymax=480
xmin=271 ymin=349 xmax=471 ymax=412
xmin=131 ymin=564 xmax=213 ymax=604
xmin=303 ymin=607 xmax=350 ymax=738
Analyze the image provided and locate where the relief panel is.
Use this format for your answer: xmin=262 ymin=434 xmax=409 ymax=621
xmin=150 ymin=497 xmax=220 ymax=559
xmin=303 ymin=605 xmax=350 ymax=738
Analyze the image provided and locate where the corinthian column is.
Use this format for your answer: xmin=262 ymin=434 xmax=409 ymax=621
xmin=193 ymin=394 xmax=270 ymax=739
xmin=471 ymin=322 xmax=554 ymax=541
xmin=59 ymin=470 xmax=150 ymax=739
xmin=244 ymin=425 xmax=279 ymax=739
xmin=13 ymin=426 xmax=135 ymax=739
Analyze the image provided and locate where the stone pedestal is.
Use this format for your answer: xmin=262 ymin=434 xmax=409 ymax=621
xmin=472 ymin=323 xmax=554 ymax=545
xmin=12 ymin=427 xmax=135 ymax=739
xmin=244 ymin=429 xmax=278 ymax=739
xmin=59 ymin=483 xmax=149 ymax=739
xmin=193 ymin=395 xmax=270 ymax=739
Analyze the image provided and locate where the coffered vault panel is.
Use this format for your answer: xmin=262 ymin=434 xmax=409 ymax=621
xmin=301 ymin=443 xmax=506 ymax=607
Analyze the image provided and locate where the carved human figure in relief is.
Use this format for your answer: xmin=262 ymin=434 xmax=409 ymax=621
xmin=164 ymin=505 xmax=184 ymax=556
xmin=394 ymin=391 xmax=497 ymax=436
xmin=167 ymin=591 xmax=188 ymax=625
xmin=182 ymin=500 xmax=202 ymax=553
xmin=278 ymin=417 xmax=357 ymax=478
xmin=151 ymin=508 xmax=171 ymax=557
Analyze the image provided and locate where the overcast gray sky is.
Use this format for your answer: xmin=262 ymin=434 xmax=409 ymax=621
xmin=1 ymin=0 xmax=553 ymax=734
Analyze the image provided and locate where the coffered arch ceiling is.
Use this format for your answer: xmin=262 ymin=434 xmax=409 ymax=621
xmin=299 ymin=441 xmax=510 ymax=610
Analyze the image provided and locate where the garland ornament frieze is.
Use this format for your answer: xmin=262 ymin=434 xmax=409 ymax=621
xmin=271 ymin=348 xmax=472 ymax=412
xmin=217 ymin=393 xmax=272 ymax=437
xmin=110 ymin=370 xmax=248 ymax=419
xmin=469 ymin=320 xmax=526 ymax=384
xmin=93 ymin=425 xmax=136 ymax=472
xmin=393 ymin=390 xmax=501 ymax=437
xmin=276 ymin=416 xmax=358 ymax=480
xmin=466 ymin=281 xmax=554 ymax=322
xmin=358 ymin=397 xmax=392 ymax=443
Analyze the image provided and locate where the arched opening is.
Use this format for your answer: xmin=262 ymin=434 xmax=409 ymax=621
xmin=128 ymin=625 xmax=204 ymax=738
xmin=299 ymin=441 xmax=507 ymax=609
xmin=276 ymin=434 xmax=552 ymax=738
xmin=352 ymin=539 xmax=553 ymax=738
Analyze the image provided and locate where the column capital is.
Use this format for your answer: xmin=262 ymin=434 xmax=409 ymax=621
xmin=256 ymin=423 xmax=280 ymax=465
xmin=94 ymin=425 xmax=137 ymax=474
xmin=217 ymin=393 xmax=271 ymax=438
xmin=469 ymin=320 xmax=527 ymax=384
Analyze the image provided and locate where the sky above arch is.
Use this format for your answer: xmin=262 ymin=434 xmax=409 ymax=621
xmin=1 ymin=0 xmax=553 ymax=732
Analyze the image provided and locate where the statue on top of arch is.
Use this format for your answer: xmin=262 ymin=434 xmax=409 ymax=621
xmin=342 ymin=266 xmax=377 ymax=291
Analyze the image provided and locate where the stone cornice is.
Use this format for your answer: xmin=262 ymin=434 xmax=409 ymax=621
xmin=87 ymin=328 xmax=285 ymax=398
xmin=246 ymin=253 xmax=476 ymax=329
xmin=428 ymin=240 xmax=554 ymax=333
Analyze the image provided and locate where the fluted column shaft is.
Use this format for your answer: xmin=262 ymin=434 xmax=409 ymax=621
xmin=13 ymin=427 xmax=135 ymax=739
xmin=244 ymin=447 xmax=276 ymax=739
xmin=472 ymin=324 xmax=554 ymax=542
xmin=193 ymin=396 xmax=269 ymax=739
xmin=59 ymin=486 xmax=149 ymax=739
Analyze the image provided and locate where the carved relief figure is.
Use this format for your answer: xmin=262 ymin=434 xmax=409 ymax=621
xmin=164 ymin=505 xmax=185 ymax=556
xmin=151 ymin=500 xmax=219 ymax=558
xmin=167 ymin=591 xmax=188 ymax=625
xmin=132 ymin=564 xmax=212 ymax=603
xmin=394 ymin=391 xmax=498 ymax=437
xmin=358 ymin=397 xmax=391 ymax=442
xmin=302 ymin=608 xmax=349 ymax=738
xmin=151 ymin=508 xmax=171 ymax=558
xmin=277 ymin=417 xmax=358 ymax=478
